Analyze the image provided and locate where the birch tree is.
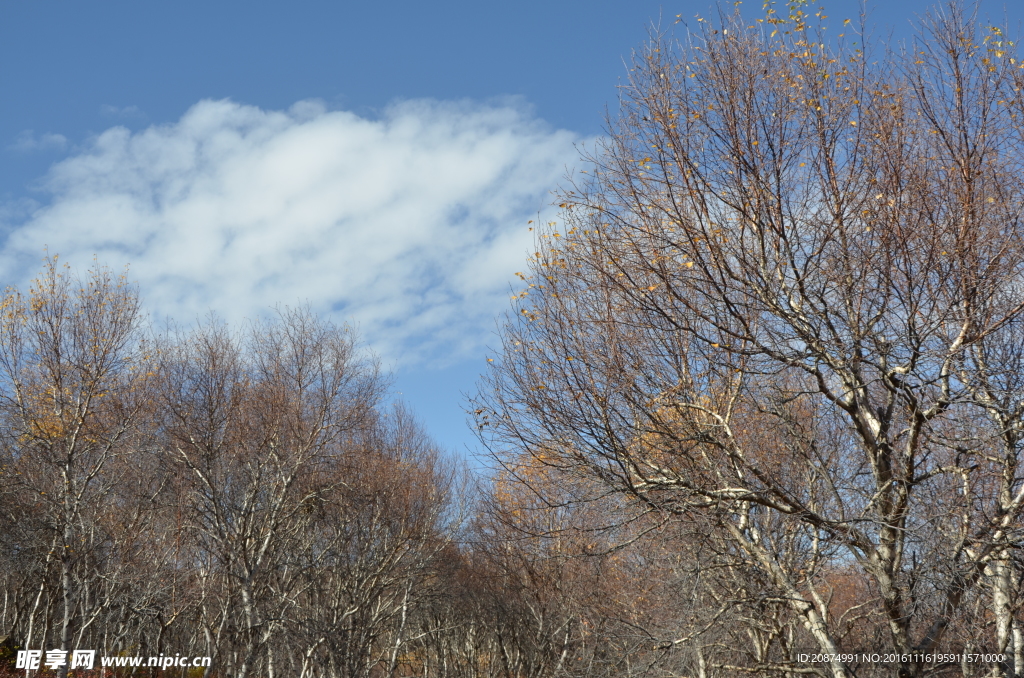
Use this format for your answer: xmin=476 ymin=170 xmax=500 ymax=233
xmin=477 ymin=3 xmax=1024 ymax=676
xmin=0 ymin=258 xmax=152 ymax=671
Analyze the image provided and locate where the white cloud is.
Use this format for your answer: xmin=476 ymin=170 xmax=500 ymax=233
xmin=0 ymin=98 xmax=582 ymax=365
xmin=10 ymin=130 xmax=68 ymax=152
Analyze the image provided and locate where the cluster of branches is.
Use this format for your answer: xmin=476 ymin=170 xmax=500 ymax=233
xmin=0 ymin=261 xmax=687 ymax=678
xmin=0 ymin=259 xmax=465 ymax=678
xmin=475 ymin=2 xmax=1024 ymax=678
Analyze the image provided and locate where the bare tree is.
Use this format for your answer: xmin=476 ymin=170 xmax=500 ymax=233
xmin=0 ymin=257 xmax=152 ymax=673
xmin=476 ymin=3 xmax=1024 ymax=677
xmin=153 ymin=309 xmax=383 ymax=678
xmin=291 ymin=404 xmax=460 ymax=678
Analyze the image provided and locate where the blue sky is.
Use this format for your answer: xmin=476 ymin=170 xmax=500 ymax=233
xmin=2 ymin=0 xmax=1022 ymax=460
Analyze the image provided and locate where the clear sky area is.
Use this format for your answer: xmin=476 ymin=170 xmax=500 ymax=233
xmin=3 ymin=0 xmax=1022 ymax=462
